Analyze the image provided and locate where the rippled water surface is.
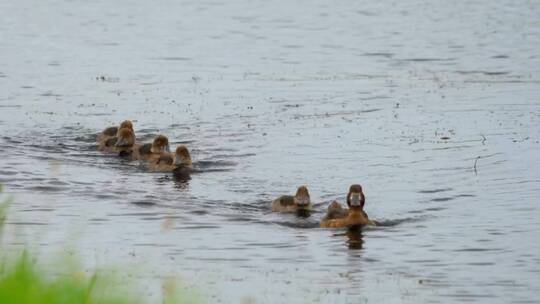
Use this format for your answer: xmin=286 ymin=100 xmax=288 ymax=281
xmin=1 ymin=0 xmax=540 ymax=303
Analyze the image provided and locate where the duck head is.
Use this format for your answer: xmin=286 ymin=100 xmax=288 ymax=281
xmin=174 ymin=145 xmax=192 ymax=167
xmin=115 ymin=127 xmax=135 ymax=148
xmin=110 ymin=120 xmax=134 ymax=137
xmin=115 ymin=127 xmax=135 ymax=156
xmin=328 ymin=201 xmax=344 ymax=212
xmin=346 ymin=184 xmax=365 ymax=209
xmin=150 ymin=135 xmax=170 ymax=154
xmin=119 ymin=120 xmax=133 ymax=131
xmin=294 ymin=185 xmax=311 ymax=208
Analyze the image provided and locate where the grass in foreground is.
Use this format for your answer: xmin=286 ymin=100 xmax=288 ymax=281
xmin=0 ymin=186 xmax=202 ymax=304
xmin=0 ymin=252 xmax=139 ymax=304
xmin=0 ymin=185 xmax=140 ymax=304
xmin=0 ymin=184 xmax=9 ymax=234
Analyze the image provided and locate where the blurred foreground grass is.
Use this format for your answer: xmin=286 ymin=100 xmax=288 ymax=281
xmin=0 ymin=252 xmax=139 ymax=304
xmin=0 ymin=185 xmax=201 ymax=304
xmin=0 ymin=185 xmax=9 ymax=234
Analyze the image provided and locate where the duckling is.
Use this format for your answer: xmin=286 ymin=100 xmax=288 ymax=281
xmin=98 ymin=136 xmax=119 ymax=152
xmin=271 ymin=186 xmax=312 ymax=213
xmin=97 ymin=120 xmax=133 ymax=143
xmin=148 ymin=145 xmax=193 ymax=173
xmin=137 ymin=135 xmax=170 ymax=162
xmin=325 ymin=201 xmax=349 ymax=220
xmin=97 ymin=120 xmax=134 ymax=152
xmin=114 ymin=127 xmax=139 ymax=159
xmin=321 ymin=184 xmax=375 ymax=228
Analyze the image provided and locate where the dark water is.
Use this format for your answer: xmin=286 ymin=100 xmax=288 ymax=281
xmin=1 ymin=0 xmax=540 ymax=303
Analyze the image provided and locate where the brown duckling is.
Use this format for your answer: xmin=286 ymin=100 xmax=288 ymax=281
xmin=98 ymin=136 xmax=119 ymax=152
xmin=114 ymin=127 xmax=139 ymax=159
xmin=321 ymin=184 xmax=375 ymax=228
xmin=271 ymin=186 xmax=312 ymax=213
xmin=325 ymin=201 xmax=349 ymax=220
xmin=148 ymin=145 xmax=193 ymax=173
xmin=137 ymin=135 xmax=171 ymax=162
xmin=97 ymin=120 xmax=133 ymax=143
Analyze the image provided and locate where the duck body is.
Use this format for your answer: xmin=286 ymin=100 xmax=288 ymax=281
xmin=148 ymin=145 xmax=193 ymax=172
xmin=320 ymin=204 xmax=375 ymax=228
xmin=98 ymin=136 xmax=119 ymax=152
xmin=97 ymin=126 xmax=118 ymax=143
xmin=325 ymin=201 xmax=370 ymax=220
xmin=320 ymin=184 xmax=376 ymax=228
xmin=149 ymin=153 xmax=175 ymax=171
xmin=148 ymin=146 xmax=193 ymax=177
xmin=137 ymin=143 xmax=154 ymax=160
xmin=138 ymin=135 xmax=170 ymax=162
xmin=271 ymin=186 xmax=312 ymax=213
xmin=271 ymin=195 xmax=298 ymax=212
xmin=324 ymin=201 xmax=349 ymax=220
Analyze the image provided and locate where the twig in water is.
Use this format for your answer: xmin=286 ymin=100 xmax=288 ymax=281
xmin=474 ymin=156 xmax=481 ymax=175
xmin=481 ymin=134 xmax=487 ymax=145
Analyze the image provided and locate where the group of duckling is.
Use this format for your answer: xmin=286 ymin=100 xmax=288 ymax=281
xmin=98 ymin=120 xmax=376 ymax=228
xmin=97 ymin=120 xmax=192 ymax=176
xmin=273 ymin=185 xmax=375 ymax=228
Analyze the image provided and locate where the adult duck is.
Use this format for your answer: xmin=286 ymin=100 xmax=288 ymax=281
xmin=321 ymin=184 xmax=375 ymax=228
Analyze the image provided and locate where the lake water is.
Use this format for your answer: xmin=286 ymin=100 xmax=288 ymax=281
xmin=1 ymin=0 xmax=540 ymax=303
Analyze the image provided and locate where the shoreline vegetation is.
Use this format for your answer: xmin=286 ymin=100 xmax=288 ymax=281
xmin=0 ymin=185 xmax=201 ymax=304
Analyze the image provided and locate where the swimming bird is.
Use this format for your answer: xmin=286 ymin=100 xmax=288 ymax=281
xmin=97 ymin=120 xmax=134 ymax=152
xmin=114 ymin=127 xmax=139 ymax=158
xmin=271 ymin=186 xmax=312 ymax=213
xmin=97 ymin=120 xmax=133 ymax=142
xmin=137 ymin=135 xmax=171 ymax=162
xmin=320 ymin=184 xmax=375 ymax=228
xmin=148 ymin=145 xmax=193 ymax=175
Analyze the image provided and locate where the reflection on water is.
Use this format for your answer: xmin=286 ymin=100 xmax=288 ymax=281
xmin=1 ymin=0 xmax=540 ymax=302
xmin=345 ymin=227 xmax=365 ymax=250
xmin=171 ymin=177 xmax=191 ymax=190
xmin=295 ymin=209 xmax=311 ymax=219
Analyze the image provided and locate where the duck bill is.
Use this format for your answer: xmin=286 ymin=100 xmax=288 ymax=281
xmin=174 ymin=156 xmax=185 ymax=166
xmin=350 ymin=194 xmax=362 ymax=207
xmin=295 ymin=197 xmax=310 ymax=208
xmin=115 ymin=137 xmax=131 ymax=148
